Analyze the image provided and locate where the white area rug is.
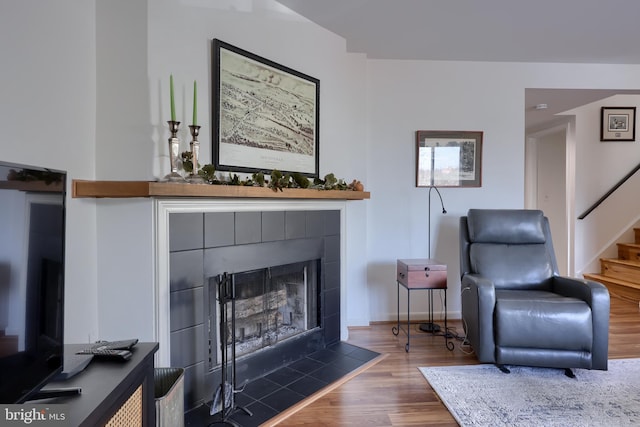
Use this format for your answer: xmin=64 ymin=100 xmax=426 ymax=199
xmin=420 ymin=359 xmax=640 ymax=427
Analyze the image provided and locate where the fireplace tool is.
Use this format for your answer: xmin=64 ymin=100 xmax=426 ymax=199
xmin=209 ymin=272 xmax=252 ymax=426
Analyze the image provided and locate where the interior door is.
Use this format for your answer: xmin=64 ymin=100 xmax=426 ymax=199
xmin=526 ymin=126 xmax=569 ymax=275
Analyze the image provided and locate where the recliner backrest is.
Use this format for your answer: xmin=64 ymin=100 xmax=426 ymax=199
xmin=460 ymin=209 xmax=559 ymax=290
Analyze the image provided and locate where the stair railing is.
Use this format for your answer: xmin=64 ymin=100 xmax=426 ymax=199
xmin=578 ymin=162 xmax=640 ymax=220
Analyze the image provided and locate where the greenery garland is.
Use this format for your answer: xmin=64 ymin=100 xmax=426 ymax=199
xmin=181 ymin=151 xmax=364 ymax=192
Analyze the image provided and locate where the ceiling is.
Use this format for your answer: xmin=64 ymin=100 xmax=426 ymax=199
xmin=525 ymin=89 xmax=640 ymax=131
xmin=276 ymin=0 xmax=640 ymax=64
xmin=276 ymin=0 xmax=640 ymax=129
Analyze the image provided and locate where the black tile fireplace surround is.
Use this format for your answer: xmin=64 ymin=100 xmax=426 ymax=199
xmin=168 ymin=210 xmax=341 ymax=414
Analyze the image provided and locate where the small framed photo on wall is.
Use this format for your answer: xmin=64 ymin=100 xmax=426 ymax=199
xmin=601 ymin=107 xmax=636 ymax=141
xmin=416 ymin=130 xmax=483 ymax=187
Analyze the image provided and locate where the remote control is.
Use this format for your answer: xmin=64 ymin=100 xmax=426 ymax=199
xmin=91 ymin=339 xmax=138 ymax=351
xmin=76 ymin=348 xmax=132 ymax=361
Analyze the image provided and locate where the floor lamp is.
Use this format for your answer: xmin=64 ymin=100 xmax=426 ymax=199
xmin=427 ymin=185 xmax=447 ymax=258
xmin=420 ymin=185 xmax=447 ymax=333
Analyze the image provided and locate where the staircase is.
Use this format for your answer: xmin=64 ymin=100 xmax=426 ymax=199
xmin=584 ymin=228 xmax=640 ymax=303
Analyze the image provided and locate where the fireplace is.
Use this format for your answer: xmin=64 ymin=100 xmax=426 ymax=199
xmin=211 ymin=259 xmax=320 ymax=366
xmin=167 ymin=208 xmax=341 ymax=411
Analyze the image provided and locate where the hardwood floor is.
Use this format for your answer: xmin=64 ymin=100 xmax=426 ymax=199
xmin=280 ymin=295 xmax=640 ymax=426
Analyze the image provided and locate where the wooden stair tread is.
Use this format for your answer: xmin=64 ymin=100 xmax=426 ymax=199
xmin=583 ymin=273 xmax=640 ymax=290
xmin=584 ymin=273 xmax=640 ymax=303
xmin=617 ymin=242 xmax=640 ymax=248
xmin=586 ymin=232 xmax=640 ymax=304
xmin=600 ymin=258 xmax=640 ymax=267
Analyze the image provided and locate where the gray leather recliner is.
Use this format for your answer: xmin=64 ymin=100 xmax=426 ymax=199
xmin=459 ymin=209 xmax=609 ymax=371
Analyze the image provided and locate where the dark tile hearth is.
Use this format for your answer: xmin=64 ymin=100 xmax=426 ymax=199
xmin=185 ymin=342 xmax=380 ymax=426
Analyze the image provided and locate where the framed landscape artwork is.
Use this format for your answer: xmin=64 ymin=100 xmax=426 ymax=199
xmin=212 ymin=39 xmax=320 ymax=177
xmin=416 ymin=130 xmax=483 ymax=188
xmin=601 ymin=106 xmax=636 ymax=141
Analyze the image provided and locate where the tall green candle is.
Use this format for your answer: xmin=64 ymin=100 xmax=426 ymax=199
xmin=192 ymin=80 xmax=197 ymax=126
xmin=170 ymin=74 xmax=176 ymax=122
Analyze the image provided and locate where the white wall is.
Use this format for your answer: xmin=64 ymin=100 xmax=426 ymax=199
xmin=95 ymin=0 xmax=150 ymax=180
xmin=366 ymin=61 xmax=640 ymax=322
xmin=0 ymin=0 xmax=99 ymax=343
xmin=567 ymin=94 xmax=640 ymax=273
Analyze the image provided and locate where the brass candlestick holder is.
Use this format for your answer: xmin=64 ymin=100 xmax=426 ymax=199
xmin=187 ymin=125 xmax=205 ymax=184
xmin=164 ymin=120 xmax=185 ymax=182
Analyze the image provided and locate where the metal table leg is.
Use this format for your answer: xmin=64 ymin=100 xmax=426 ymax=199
xmin=405 ymin=285 xmax=410 ymax=352
xmin=392 ymin=280 xmax=400 ymax=337
xmin=445 ymin=288 xmax=453 ymax=351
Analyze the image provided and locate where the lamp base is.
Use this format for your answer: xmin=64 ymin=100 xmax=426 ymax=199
xmin=419 ymin=322 xmax=441 ymax=333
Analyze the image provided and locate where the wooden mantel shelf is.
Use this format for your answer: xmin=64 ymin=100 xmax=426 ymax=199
xmin=72 ymin=180 xmax=370 ymax=200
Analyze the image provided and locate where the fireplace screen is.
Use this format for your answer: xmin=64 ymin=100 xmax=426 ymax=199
xmin=210 ymin=260 xmax=319 ymax=365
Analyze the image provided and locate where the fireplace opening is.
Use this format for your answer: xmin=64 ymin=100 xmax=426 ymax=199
xmin=209 ymin=259 xmax=320 ymax=368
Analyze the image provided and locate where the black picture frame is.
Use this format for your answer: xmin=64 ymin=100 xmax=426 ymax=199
xmin=416 ymin=130 xmax=483 ymax=188
xmin=601 ymin=107 xmax=636 ymax=141
xmin=212 ymin=39 xmax=320 ymax=177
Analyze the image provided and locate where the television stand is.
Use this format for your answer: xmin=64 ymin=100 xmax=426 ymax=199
xmin=38 ymin=342 xmax=158 ymax=427
xmin=29 ymin=387 xmax=82 ymax=400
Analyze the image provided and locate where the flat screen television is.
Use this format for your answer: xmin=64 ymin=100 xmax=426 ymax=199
xmin=0 ymin=161 xmax=66 ymax=403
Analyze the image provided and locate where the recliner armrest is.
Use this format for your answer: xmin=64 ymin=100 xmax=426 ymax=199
xmin=461 ymin=274 xmax=497 ymax=362
xmin=553 ymin=276 xmax=607 ymax=305
xmin=462 ymin=274 xmax=496 ymax=307
xmin=553 ymin=276 xmax=610 ymax=370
